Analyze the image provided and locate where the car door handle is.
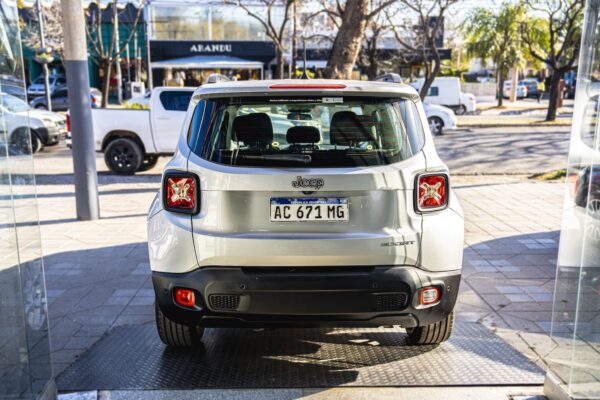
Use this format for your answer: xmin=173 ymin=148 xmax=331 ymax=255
xmin=156 ymin=117 xmax=170 ymax=120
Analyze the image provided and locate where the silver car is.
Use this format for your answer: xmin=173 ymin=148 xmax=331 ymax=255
xmin=148 ymin=80 xmax=464 ymax=347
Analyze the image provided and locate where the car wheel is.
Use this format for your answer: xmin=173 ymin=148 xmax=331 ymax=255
xmin=155 ymin=303 xmax=204 ymax=347
xmin=104 ymin=137 xmax=143 ymax=175
xmin=406 ymin=310 xmax=454 ymax=345
xmin=455 ymin=105 xmax=467 ymax=115
xmin=35 ymin=104 xmax=48 ymax=110
xmin=137 ymin=155 xmax=160 ymax=172
xmin=10 ymin=128 xmax=42 ymax=155
xmin=428 ymin=116 xmax=444 ymax=135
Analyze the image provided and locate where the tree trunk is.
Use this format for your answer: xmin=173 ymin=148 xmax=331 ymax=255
xmin=419 ymin=59 xmax=440 ymax=101
xmin=546 ymin=71 xmax=562 ymax=121
xmin=497 ymin=68 xmax=504 ymax=107
xmin=276 ymin=46 xmax=285 ymax=79
xmin=324 ymin=0 xmax=369 ymax=79
xmin=101 ymin=60 xmax=112 ymax=108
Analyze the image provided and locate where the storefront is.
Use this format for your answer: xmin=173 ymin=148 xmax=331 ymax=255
xmin=149 ymin=40 xmax=274 ymax=86
xmin=146 ymin=1 xmax=279 ymax=86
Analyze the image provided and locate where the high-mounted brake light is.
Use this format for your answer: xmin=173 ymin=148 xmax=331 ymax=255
xmin=269 ymin=83 xmax=346 ymax=90
xmin=174 ymin=288 xmax=196 ymax=308
xmin=415 ymin=173 xmax=449 ymax=212
xmin=163 ymin=171 xmax=200 ymax=215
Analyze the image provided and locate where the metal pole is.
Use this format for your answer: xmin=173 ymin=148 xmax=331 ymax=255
xmin=144 ymin=2 xmax=153 ymax=90
xmin=36 ymin=0 xmax=52 ymax=111
xmin=60 ymin=0 xmax=100 ymax=221
xmin=114 ymin=4 xmax=123 ymax=104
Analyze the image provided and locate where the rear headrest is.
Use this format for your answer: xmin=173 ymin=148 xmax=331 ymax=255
xmin=330 ymin=111 xmax=376 ymax=146
xmin=232 ymin=113 xmax=273 ymax=144
xmin=286 ymin=126 xmax=321 ymax=144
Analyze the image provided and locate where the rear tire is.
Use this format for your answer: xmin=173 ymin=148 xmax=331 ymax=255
xmin=428 ymin=116 xmax=444 ymax=135
xmin=155 ymin=303 xmax=204 ymax=347
xmin=455 ymin=105 xmax=467 ymax=115
xmin=104 ymin=137 xmax=143 ymax=175
xmin=406 ymin=310 xmax=454 ymax=345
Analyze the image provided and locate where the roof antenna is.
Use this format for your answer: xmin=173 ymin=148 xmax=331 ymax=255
xmin=301 ymin=37 xmax=309 ymax=80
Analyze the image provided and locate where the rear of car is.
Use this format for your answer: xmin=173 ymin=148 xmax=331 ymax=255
xmin=148 ymin=80 xmax=464 ymax=347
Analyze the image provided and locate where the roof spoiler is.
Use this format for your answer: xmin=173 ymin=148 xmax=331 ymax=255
xmin=205 ymin=74 xmax=234 ymax=84
xmin=375 ymin=73 xmax=403 ymax=83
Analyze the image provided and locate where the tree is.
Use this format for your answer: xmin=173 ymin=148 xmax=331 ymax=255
xmin=358 ymin=18 xmax=390 ymax=80
xmin=463 ymin=3 xmax=527 ymax=107
xmin=388 ymin=0 xmax=459 ymax=101
xmin=86 ymin=0 xmax=145 ymax=107
xmin=323 ymin=0 xmax=396 ymax=79
xmin=522 ymin=0 xmax=584 ymax=121
xmin=231 ymin=0 xmax=296 ymax=79
xmin=21 ymin=1 xmax=64 ymax=64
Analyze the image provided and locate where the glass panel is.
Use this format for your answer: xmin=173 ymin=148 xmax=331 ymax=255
xmin=548 ymin=1 xmax=600 ymax=398
xmin=0 ymin=1 xmax=53 ymax=398
xmin=149 ymin=4 xmax=274 ymax=41
xmin=151 ymin=6 xmax=209 ymax=40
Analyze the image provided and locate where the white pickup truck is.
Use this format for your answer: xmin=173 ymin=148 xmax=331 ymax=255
xmin=88 ymin=87 xmax=194 ymax=174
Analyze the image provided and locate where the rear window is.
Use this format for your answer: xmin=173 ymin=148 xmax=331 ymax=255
xmin=159 ymin=91 xmax=192 ymax=111
xmin=188 ymin=96 xmax=425 ymax=168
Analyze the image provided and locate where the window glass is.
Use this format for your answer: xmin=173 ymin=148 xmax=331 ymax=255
xmin=428 ymin=86 xmax=439 ymax=96
xmin=0 ymin=94 xmax=30 ymax=112
xmin=189 ymin=96 xmax=426 ymax=168
xmin=159 ymin=91 xmax=192 ymax=111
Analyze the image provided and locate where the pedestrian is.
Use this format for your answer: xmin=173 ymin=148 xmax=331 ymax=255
xmin=537 ymin=78 xmax=546 ymax=103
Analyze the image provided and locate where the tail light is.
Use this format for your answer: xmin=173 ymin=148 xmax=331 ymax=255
xmin=91 ymin=95 xmax=96 ymax=105
xmin=162 ymin=171 xmax=200 ymax=214
xmin=419 ymin=287 xmax=441 ymax=305
xmin=415 ymin=173 xmax=449 ymax=212
xmin=66 ymin=114 xmax=71 ymax=132
xmin=174 ymin=288 xmax=196 ymax=308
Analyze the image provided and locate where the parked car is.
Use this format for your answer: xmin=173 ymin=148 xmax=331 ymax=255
xmin=82 ymin=87 xmax=194 ymax=174
xmin=502 ymin=80 xmax=528 ymax=99
xmin=27 ymin=74 xmax=66 ymax=98
xmin=520 ymin=78 xmax=540 ymax=98
xmin=411 ymin=77 xmax=476 ymax=115
xmin=148 ymin=79 xmax=464 ymax=347
xmin=29 ymin=87 xmax=102 ymax=111
xmin=0 ymin=93 xmax=66 ymax=153
xmin=424 ymin=103 xmax=457 ymax=135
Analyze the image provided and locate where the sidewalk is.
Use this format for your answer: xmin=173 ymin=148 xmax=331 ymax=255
xmin=459 ymin=98 xmax=573 ymax=127
xmin=37 ymin=173 xmax=564 ymax=376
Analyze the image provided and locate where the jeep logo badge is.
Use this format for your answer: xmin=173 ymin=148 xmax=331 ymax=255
xmin=292 ymin=176 xmax=324 ymax=190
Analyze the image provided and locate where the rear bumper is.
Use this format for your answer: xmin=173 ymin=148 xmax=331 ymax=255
xmin=153 ymin=266 xmax=461 ymax=328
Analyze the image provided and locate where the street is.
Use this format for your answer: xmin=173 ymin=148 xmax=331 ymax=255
xmin=33 ymin=124 xmax=571 ymax=178
xmin=435 ymin=126 xmax=571 ymax=174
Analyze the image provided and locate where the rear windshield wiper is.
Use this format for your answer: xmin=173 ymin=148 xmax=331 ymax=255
xmin=237 ymin=154 xmax=312 ymax=164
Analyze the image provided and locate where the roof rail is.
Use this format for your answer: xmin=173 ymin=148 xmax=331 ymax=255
xmin=375 ymin=73 xmax=403 ymax=83
xmin=205 ymin=74 xmax=234 ymax=84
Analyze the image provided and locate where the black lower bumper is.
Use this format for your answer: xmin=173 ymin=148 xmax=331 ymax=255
xmin=153 ymin=266 xmax=461 ymax=328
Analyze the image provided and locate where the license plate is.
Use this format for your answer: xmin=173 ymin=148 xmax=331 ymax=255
xmin=270 ymin=198 xmax=349 ymax=222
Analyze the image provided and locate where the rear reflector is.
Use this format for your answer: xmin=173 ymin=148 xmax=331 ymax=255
xmin=163 ymin=171 xmax=200 ymax=214
xmin=416 ymin=173 xmax=448 ymax=212
xmin=269 ymin=83 xmax=346 ymax=90
xmin=174 ymin=288 xmax=196 ymax=308
xmin=419 ymin=287 xmax=441 ymax=305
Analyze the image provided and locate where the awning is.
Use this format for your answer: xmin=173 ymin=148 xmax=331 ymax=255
xmin=151 ymin=55 xmax=264 ymax=70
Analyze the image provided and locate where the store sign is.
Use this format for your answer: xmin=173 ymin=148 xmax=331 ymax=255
xmin=190 ymin=43 xmax=232 ymax=53
xmin=150 ymin=40 xmax=276 ymax=63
